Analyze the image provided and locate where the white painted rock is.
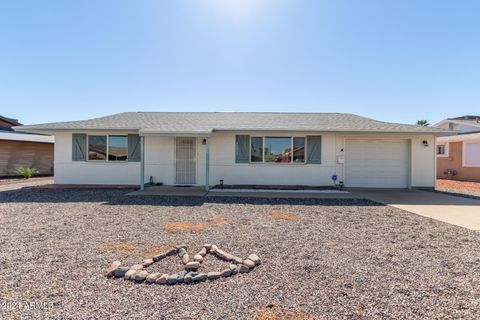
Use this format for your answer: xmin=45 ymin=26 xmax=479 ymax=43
xmin=198 ymin=247 xmax=207 ymax=257
xmin=243 ymin=259 xmax=255 ymax=269
xmin=142 ymin=258 xmax=154 ymax=268
xmin=248 ymin=254 xmax=261 ymax=265
xmin=182 ymin=253 xmax=190 ymax=265
xmin=124 ymin=270 xmax=137 ymax=280
xmin=185 ymin=261 xmax=200 ymax=270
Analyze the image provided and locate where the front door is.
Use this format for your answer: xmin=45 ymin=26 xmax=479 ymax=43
xmin=175 ymin=137 xmax=196 ymax=184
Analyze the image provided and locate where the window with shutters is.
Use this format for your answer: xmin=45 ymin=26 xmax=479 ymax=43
xmin=237 ymin=136 xmax=317 ymax=164
xmin=86 ymin=135 xmax=128 ymax=162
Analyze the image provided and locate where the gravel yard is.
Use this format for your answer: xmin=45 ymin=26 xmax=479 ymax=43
xmin=1 ymin=188 xmax=480 ymax=319
xmin=437 ymin=179 xmax=480 ymax=197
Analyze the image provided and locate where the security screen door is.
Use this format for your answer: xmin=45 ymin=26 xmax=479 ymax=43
xmin=175 ymin=137 xmax=196 ymax=184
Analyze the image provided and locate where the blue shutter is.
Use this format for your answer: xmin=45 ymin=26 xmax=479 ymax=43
xmin=307 ymin=136 xmax=322 ymax=164
xmin=128 ymin=134 xmax=141 ymax=162
xmin=235 ymin=135 xmax=250 ymax=163
xmin=72 ymin=134 xmax=87 ymax=161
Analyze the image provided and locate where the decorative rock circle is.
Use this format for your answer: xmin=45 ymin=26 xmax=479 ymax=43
xmin=105 ymin=244 xmax=261 ymax=285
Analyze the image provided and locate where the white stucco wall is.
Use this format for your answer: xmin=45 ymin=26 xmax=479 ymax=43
xmin=52 ymin=131 xmax=436 ymax=188
xmin=54 ymin=132 xmax=140 ymax=185
xmin=207 ymin=132 xmax=336 ymax=186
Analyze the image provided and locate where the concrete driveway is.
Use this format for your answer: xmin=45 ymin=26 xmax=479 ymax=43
xmin=356 ymin=189 xmax=480 ymax=231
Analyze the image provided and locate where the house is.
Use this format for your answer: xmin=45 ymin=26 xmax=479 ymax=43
xmin=15 ymin=112 xmax=450 ymax=189
xmin=0 ymin=115 xmax=54 ymax=177
xmin=433 ymin=116 xmax=480 ymax=182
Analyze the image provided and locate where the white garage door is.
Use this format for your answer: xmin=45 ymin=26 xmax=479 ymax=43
xmin=345 ymin=139 xmax=409 ymax=188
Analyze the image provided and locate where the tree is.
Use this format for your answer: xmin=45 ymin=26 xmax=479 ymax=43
xmin=416 ymin=119 xmax=430 ymax=126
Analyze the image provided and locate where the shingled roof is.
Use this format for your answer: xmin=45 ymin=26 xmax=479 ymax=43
xmin=15 ymin=112 xmax=450 ymax=135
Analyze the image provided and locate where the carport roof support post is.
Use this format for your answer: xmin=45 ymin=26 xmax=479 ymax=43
xmin=140 ymin=135 xmax=145 ymax=190
xmin=205 ymin=137 xmax=210 ymax=192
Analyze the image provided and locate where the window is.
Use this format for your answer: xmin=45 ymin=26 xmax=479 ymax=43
xmin=88 ymin=135 xmax=128 ymax=161
xmin=251 ymin=137 xmax=263 ymax=162
xmin=437 ymin=145 xmax=446 ymax=155
xmin=250 ymin=136 xmax=306 ymax=163
xmin=264 ymin=137 xmax=291 ymax=162
xmin=88 ymin=135 xmax=107 ymax=160
xmin=293 ymin=137 xmax=305 ymax=162
xmin=108 ymin=136 xmax=128 ymax=161
xmin=464 ymin=142 xmax=480 ymax=167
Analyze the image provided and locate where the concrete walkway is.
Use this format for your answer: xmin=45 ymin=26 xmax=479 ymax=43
xmin=356 ymin=189 xmax=480 ymax=231
xmin=128 ymin=185 xmax=207 ymax=196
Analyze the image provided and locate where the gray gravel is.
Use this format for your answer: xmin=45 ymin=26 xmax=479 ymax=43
xmin=1 ymin=188 xmax=480 ymax=319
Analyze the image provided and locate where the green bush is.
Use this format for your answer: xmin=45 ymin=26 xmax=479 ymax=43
xmin=15 ymin=167 xmax=40 ymax=179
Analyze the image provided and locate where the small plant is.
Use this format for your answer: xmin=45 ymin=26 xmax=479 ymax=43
xmin=15 ymin=167 xmax=39 ymax=179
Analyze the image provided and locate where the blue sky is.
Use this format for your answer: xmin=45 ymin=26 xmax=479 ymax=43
xmin=1 ymin=0 xmax=479 ymax=125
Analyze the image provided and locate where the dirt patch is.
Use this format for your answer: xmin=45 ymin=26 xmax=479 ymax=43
xmin=208 ymin=215 xmax=229 ymax=228
xmin=270 ymin=211 xmax=300 ymax=222
xmin=97 ymin=242 xmax=176 ymax=258
xmin=142 ymin=243 xmax=177 ymax=258
xmin=164 ymin=221 xmax=209 ymax=234
xmin=256 ymin=305 xmax=314 ymax=320
xmin=164 ymin=215 xmax=230 ymax=234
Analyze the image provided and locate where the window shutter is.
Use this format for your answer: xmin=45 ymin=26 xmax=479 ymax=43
xmin=72 ymin=133 xmax=87 ymax=161
xmin=306 ymin=136 xmax=322 ymax=164
xmin=235 ymin=135 xmax=250 ymax=163
xmin=128 ymin=134 xmax=141 ymax=162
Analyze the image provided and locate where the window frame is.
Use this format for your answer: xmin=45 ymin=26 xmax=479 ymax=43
xmin=436 ymin=143 xmax=449 ymax=158
xmin=248 ymin=135 xmax=308 ymax=164
xmin=462 ymin=141 xmax=480 ymax=167
xmin=86 ymin=134 xmax=129 ymax=163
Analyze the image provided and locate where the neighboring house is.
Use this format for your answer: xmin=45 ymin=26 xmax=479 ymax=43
xmin=433 ymin=115 xmax=480 ymax=182
xmin=15 ymin=112 xmax=449 ymax=189
xmin=0 ymin=116 xmax=54 ymax=177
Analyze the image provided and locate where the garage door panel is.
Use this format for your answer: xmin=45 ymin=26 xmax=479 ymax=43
xmin=345 ymin=140 xmax=409 ymax=188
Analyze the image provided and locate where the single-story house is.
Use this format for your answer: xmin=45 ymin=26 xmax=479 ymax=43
xmin=0 ymin=115 xmax=54 ymax=177
xmin=15 ymin=112 xmax=450 ymax=190
xmin=433 ymin=116 xmax=480 ymax=182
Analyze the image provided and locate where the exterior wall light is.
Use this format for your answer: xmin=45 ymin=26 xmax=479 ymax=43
xmin=422 ymin=140 xmax=429 ymax=147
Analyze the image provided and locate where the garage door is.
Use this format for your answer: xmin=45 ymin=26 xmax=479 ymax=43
xmin=345 ymin=139 xmax=409 ymax=188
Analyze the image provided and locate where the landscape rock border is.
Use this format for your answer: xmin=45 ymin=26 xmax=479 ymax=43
xmin=105 ymin=244 xmax=261 ymax=285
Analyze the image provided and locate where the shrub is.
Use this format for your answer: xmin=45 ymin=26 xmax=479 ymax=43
xmin=15 ymin=167 xmax=40 ymax=179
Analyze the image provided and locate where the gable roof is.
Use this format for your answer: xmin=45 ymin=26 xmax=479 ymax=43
xmin=15 ymin=112 xmax=451 ymax=135
xmin=433 ymin=116 xmax=480 ymax=129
